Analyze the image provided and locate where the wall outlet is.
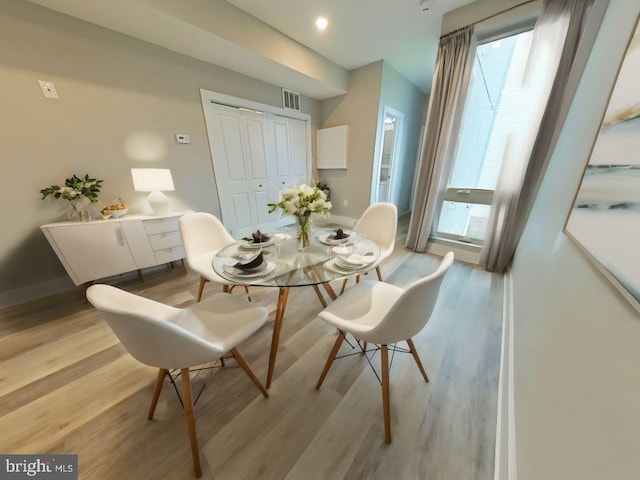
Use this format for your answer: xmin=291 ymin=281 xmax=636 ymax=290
xmin=38 ymin=80 xmax=59 ymax=99
xmin=176 ymin=133 xmax=190 ymax=144
xmin=343 ymin=199 xmax=348 ymax=207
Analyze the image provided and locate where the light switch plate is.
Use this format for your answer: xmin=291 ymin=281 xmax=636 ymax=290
xmin=176 ymin=133 xmax=190 ymax=144
xmin=38 ymin=80 xmax=59 ymax=99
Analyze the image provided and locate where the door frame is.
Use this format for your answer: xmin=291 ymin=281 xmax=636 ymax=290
xmin=370 ymin=105 xmax=404 ymax=206
xmin=200 ymin=89 xmax=312 ymax=231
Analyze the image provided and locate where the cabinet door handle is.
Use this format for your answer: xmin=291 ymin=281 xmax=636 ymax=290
xmin=115 ymin=228 xmax=125 ymax=246
xmin=259 ymin=184 xmax=263 ymax=188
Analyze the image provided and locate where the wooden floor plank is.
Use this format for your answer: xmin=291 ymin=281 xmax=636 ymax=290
xmin=0 ymin=217 xmax=503 ymax=479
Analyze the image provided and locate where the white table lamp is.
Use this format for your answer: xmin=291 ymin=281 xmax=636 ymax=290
xmin=131 ymin=168 xmax=175 ymax=215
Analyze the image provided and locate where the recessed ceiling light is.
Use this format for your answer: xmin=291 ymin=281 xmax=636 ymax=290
xmin=315 ymin=16 xmax=328 ymax=30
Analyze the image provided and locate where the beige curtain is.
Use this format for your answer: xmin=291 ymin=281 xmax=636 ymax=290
xmin=406 ymin=26 xmax=474 ymax=251
xmin=480 ymin=0 xmax=594 ymax=272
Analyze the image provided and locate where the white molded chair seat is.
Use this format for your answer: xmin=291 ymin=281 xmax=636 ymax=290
xmin=86 ymin=284 xmax=269 ymax=478
xmin=180 ymin=212 xmax=249 ymax=302
xmin=316 ymin=252 xmax=454 ymax=443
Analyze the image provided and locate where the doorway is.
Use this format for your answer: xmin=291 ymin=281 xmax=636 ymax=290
xmin=372 ymin=106 xmax=404 ymax=205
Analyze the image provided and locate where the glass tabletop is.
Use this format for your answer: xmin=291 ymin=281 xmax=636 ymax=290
xmin=212 ymin=227 xmax=381 ymax=288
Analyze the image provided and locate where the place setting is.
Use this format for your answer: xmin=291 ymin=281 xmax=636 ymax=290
xmin=222 ymin=251 xmax=276 ymax=280
xmin=318 ymin=228 xmax=356 ymax=246
xmin=240 ymin=229 xmax=274 ymax=249
xmin=324 ymin=248 xmax=375 ymax=275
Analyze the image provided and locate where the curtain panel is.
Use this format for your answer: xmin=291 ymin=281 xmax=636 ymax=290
xmin=480 ymin=0 xmax=595 ymax=272
xmin=406 ymin=26 xmax=474 ymax=252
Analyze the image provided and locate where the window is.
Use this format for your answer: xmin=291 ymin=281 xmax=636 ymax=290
xmin=435 ymin=29 xmax=533 ymax=244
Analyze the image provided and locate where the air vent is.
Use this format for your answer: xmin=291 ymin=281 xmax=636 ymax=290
xmin=282 ymin=89 xmax=301 ymax=111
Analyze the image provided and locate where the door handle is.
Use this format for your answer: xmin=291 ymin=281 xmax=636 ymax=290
xmin=115 ymin=228 xmax=125 ymax=246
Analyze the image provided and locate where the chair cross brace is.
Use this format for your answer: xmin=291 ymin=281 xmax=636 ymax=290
xmin=333 ymin=342 xmax=411 ymax=386
xmin=166 ymin=360 xmax=224 ymax=409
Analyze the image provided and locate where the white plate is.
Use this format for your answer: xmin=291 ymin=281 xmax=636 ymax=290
xmin=336 ymin=254 xmax=375 ymax=267
xmin=223 ymin=260 xmax=276 ymax=278
xmin=324 ymin=259 xmax=359 ymax=275
xmin=241 ymin=238 xmax=274 ymax=249
xmin=319 ymin=232 xmax=354 ymax=246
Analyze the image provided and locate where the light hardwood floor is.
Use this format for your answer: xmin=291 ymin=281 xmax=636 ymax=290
xmin=0 ymin=222 xmax=503 ymax=479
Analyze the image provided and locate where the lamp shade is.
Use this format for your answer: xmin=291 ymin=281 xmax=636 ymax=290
xmin=131 ymin=168 xmax=175 ymax=192
xmin=131 ymin=168 xmax=175 ymax=215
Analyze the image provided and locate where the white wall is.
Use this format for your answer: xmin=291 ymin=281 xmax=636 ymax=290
xmin=510 ymin=1 xmax=640 ymax=479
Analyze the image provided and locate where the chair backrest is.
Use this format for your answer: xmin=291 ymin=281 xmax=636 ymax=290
xmin=86 ymin=284 xmax=223 ymax=369
xmin=367 ymin=252 xmax=454 ymax=344
xmin=180 ymin=212 xmax=234 ymax=267
xmin=353 ymin=203 xmax=397 ymax=258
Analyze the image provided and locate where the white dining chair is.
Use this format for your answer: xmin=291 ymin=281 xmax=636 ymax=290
xmin=340 ymin=202 xmax=397 ymax=295
xmin=315 ymin=252 xmax=454 ymax=444
xmin=86 ymin=284 xmax=269 ymax=478
xmin=180 ymin=212 xmax=249 ymax=302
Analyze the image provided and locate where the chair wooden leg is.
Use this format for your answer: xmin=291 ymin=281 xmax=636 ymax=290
xmin=244 ymin=285 xmax=251 ymax=302
xmin=381 ymin=344 xmax=391 ymax=444
xmin=180 ymin=368 xmax=202 ymax=478
xmin=376 ymin=265 xmax=383 ymax=281
xmin=406 ymin=338 xmax=429 ymax=383
xmin=312 ymin=284 xmax=328 ymax=308
xmin=231 ymin=348 xmax=269 ymax=398
xmin=148 ymin=368 xmax=168 ymax=420
xmin=225 ymin=285 xmax=232 ymax=293
xmin=362 ymin=341 xmax=368 ymax=352
xmin=315 ymin=331 xmax=345 ymax=390
xmin=197 ymin=277 xmax=208 ymax=302
xmin=356 ymin=274 xmax=361 ymax=284
xmin=339 ymin=278 xmax=349 ymax=295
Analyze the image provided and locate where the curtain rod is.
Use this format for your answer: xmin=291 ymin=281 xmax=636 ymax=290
xmin=441 ymin=0 xmax=538 ymax=39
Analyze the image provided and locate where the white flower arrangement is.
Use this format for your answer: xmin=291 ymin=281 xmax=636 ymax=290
xmin=268 ymin=184 xmax=332 ymax=218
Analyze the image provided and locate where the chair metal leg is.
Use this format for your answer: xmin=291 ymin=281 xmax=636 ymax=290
xmin=381 ymin=344 xmax=391 ymax=444
xmin=315 ymin=331 xmax=345 ymax=390
xmin=197 ymin=277 xmax=208 ymax=302
xmin=406 ymin=338 xmax=429 ymax=383
xmin=148 ymin=368 xmax=168 ymax=420
xmin=376 ymin=265 xmax=383 ymax=281
xmin=180 ymin=368 xmax=202 ymax=478
xmin=231 ymin=348 xmax=269 ymax=398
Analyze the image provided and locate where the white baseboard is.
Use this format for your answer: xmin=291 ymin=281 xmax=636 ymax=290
xmin=425 ymin=239 xmax=481 ymax=264
xmin=0 ymin=275 xmax=74 ymax=309
xmin=495 ymin=271 xmax=516 ymax=480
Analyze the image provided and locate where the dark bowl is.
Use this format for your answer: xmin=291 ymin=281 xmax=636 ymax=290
xmin=234 ymin=252 xmax=264 ymax=270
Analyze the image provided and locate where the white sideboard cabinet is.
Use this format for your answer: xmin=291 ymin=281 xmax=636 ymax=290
xmin=41 ymin=213 xmax=187 ymax=287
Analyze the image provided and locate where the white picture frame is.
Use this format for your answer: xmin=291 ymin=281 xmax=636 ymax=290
xmin=317 ymin=125 xmax=349 ymax=169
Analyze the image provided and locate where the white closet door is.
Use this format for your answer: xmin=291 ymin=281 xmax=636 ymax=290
xmin=209 ymin=105 xmax=277 ymax=235
xmin=206 ymin=102 xmax=309 ymax=236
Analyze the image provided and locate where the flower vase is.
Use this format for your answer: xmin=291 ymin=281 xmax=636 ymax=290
xmin=296 ymin=214 xmax=312 ymax=252
xmin=66 ymin=200 xmax=82 ymax=221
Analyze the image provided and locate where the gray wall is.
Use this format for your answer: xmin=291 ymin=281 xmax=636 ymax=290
xmin=379 ymin=62 xmax=427 ymax=214
xmin=511 ymin=1 xmax=640 ymax=478
xmin=0 ymin=0 xmax=320 ymax=304
xmin=319 ymin=61 xmax=384 ymax=218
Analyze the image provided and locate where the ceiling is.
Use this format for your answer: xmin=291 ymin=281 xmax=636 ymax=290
xmin=25 ymin=0 xmax=478 ymax=99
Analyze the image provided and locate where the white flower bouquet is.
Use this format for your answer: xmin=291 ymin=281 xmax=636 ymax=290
xmin=268 ymin=184 xmax=332 ymax=250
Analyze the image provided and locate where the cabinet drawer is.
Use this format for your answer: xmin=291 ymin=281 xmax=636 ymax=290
xmin=148 ymin=231 xmax=182 ymax=250
xmin=154 ymin=246 xmax=185 ymax=264
xmin=143 ymin=217 xmax=180 ymax=235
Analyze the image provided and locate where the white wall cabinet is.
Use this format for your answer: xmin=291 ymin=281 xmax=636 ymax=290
xmin=41 ymin=213 xmax=186 ymax=286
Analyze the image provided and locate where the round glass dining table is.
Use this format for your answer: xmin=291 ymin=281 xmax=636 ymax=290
xmin=212 ymin=226 xmax=381 ymax=388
